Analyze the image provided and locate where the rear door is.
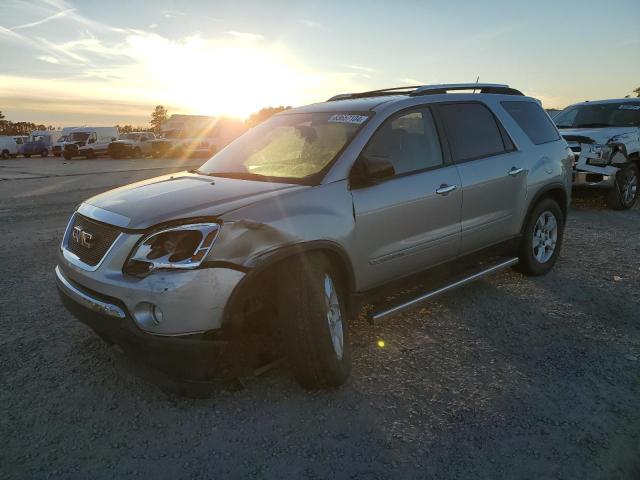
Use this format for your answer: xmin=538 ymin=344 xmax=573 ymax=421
xmin=351 ymin=107 xmax=463 ymax=290
xmin=437 ymin=102 xmax=527 ymax=254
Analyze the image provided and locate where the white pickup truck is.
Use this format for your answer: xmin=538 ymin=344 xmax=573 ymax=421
xmin=555 ymin=98 xmax=640 ymax=209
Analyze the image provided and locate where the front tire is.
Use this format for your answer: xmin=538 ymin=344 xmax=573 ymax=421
xmin=277 ymin=253 xmax=352 ymax=389
xmin=517 ymin=198 xmax=564 ymax=276
xmin=85 ymin=149 xmax=95 ymax=159
xmin=606 ymin=163 xmax=639 ymax=210
xmin=40 ymin=149 xmax=48 ymax=157
xmin=132 ymin=147 xmax=141 ymax=158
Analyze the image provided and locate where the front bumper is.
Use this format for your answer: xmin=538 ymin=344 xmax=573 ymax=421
xmin=58 ymin=229 xmax=246 ymax=335
xmin=573 ymin=170 xmax=616 ymax=188
xmin=55 ymin=266 xmax=229 ymax=379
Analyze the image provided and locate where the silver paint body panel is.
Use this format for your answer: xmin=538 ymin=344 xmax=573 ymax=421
xmin=57 ymin=92 xmax=571 ymax=334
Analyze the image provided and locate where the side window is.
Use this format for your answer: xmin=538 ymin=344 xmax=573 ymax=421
xmin=90 ymin=132 xmax=97 ymax=143
xmin=363 ymin=108 xmax=443 ymax=175
xmin=439 ymin=103 xmax=507 ymax=162
xmin=502 ymin=101 xmax=560 ymax=145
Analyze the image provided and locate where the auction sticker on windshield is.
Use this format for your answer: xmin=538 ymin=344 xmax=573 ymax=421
xmin=328 ymin=114 xmax=369 ymax=124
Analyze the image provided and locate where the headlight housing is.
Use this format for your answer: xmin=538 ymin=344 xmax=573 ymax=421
xmin=586 ymin=143 xmax=613 ymax=166
xmin=124 ymin=223 xmax=220 ymax=276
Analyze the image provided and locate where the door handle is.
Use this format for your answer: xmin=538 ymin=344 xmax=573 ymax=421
xmin=436 ymin=184 xmax=457 ymax=195
xmin=508 ymin=167 xmax=525 ymax=176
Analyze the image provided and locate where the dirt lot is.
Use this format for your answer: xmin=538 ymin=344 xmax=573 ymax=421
xmin=1 ymin=157 xmax=639 ymax=479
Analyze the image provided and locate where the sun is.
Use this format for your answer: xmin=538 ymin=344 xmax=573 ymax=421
xmin=137 ymin=35 xmax=307 ymax=118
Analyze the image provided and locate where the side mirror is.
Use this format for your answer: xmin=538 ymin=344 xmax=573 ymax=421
xmin=350 ymin=155 xmax=395 ymax=188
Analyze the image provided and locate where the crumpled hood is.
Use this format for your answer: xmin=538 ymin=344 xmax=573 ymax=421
xmin=82 ymin=170 xmax=306 ymax=229
xmin=111 ymin=139 xmax=136 ymax=145
xmin=559 ymin=127 xmax=636 ymax=144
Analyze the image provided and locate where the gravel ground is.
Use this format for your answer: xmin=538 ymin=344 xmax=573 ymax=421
xmin=1 ymin=159 xmax=639 ymax=479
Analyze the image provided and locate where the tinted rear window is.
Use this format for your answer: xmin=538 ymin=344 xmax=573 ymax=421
xmin=502 ymin=101 xmax=560 ymax=145
xmin=439 ymin=103 xmax=507 ymax=161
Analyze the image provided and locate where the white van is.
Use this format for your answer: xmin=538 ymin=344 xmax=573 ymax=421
xmin=62 ymin=127 xmax=119 ymax=160
xmin=52 ymin=127 xmax=79 ymax=157
xmin=0 ymin=136 xmax=19 ymax=159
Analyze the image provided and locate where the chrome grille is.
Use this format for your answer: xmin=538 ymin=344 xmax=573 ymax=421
xmin=65 ymin=214 xmax=120 ymax=267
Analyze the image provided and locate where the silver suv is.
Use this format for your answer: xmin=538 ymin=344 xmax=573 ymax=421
xmin=56 ymin=83 xmax=573 ymax=389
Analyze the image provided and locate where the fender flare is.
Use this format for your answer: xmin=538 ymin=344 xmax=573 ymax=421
xmin=220 ymin=240 xmax=357 ymax=330
xmin=520 ymin=183 xmax=568 ymax=233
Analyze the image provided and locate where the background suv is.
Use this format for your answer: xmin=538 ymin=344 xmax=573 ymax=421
xmin=554 ymin=98 xmax=640 ymax=209
xmin=56 ymin=83 xmax=572 ymax=389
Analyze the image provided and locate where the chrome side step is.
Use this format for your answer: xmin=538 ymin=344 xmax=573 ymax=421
xmin=369 ymin=257 xmax=519 ymax=323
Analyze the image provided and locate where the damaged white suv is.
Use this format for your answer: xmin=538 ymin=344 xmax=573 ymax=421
xmin=555 ymin=98 xmax=640 ymax=209
xmin=56 ymin=84 xmax=572 ymax=389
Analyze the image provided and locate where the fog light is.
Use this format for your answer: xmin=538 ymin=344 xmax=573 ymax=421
xmin=133 ymin=302 xmax=164 ymax=329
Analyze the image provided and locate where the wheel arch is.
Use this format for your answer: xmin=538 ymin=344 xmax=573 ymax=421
xmin=220 ymin=241 xmax=357 ymax=330
xmin=521 ymin=184 xmax=568 ymax=233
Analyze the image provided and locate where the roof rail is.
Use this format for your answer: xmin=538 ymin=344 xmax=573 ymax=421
xmin=327 ymin=83 xmax=523 ymax=101
xmin=410 ymin=83 xmax=523 ymax=96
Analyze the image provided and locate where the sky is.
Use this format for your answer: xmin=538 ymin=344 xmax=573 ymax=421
xmin=1 ymin=0 xmax=639 ymax=126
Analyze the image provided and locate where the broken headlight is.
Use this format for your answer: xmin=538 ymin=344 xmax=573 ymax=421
xmin=125 ymin=223 xmax=220 ymax=276
xmin=586 ymin=143 xmax=613 ymax=166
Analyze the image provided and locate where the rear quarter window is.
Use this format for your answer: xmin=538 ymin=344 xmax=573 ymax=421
xmin=438 ymin=102 xmax=508 ymax=162
xmin=502 ymin=101 xmax=560 ymax=145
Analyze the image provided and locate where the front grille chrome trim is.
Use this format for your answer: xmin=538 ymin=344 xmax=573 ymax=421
xmin=61 ymin=212 xmax=123 ymax=272
xmin=55 ymin=265 xmax=126 ymax=319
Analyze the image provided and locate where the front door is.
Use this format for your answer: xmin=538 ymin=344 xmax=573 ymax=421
xmin=351 ymin=107 xmax=462 ymax=291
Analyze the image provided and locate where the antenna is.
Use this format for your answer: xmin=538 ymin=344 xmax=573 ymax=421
xmin=473 ymin=76 xmax=479 ymax=94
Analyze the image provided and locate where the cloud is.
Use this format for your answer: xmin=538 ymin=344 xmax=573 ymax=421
xmin=11 ymin=8 xmax=74 ymax=30
xmin=347 ymin=64 xmax=377 ymax=73
xmin=299 ymin=19 xmax=323 ymax=29
xmin=225 ymin=31 xmax=264 ymax=41
xmin=37 ymin=55 xmax=60 ymax=64
xmin=148 ymin=23 xmax=158 ymax=29
xmin=398 ymin=78 xmax=425 ymax=85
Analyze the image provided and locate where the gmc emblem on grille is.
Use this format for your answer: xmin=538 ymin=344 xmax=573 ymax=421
xmin=72 ymin=226 xmax=94 ymax=248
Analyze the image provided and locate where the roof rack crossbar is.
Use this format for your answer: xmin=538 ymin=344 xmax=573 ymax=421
xmin=327 ymin=83 xmax=523 ymax=101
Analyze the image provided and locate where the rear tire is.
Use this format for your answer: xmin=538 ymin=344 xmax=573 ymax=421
xmin=1 ymin=150 xmax=9 ymax=159
xmin=85 ymin=149 xmax=95 ymax=159
xmin=24 ymin=154 xmax=31 ymax=158
xmin=40 ymin=149 xmax=48 ymax=157
xmin=132 ymin=147 xmax=141 ymax=158
xmin=517 ymin=198 xmax=564 ymax=276
xmin=63 ymin=153 xmax=72 ymax=160
xmin=277 ymin=253 xmax=352 ymax=389
xmin=606 ymin=163 xmax=639 ymax=210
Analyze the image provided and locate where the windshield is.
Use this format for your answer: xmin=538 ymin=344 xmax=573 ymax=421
xmin=555 ymin=102 xmax=640 ymax=128
xmin=70 ymin=132 xmax=90 ymax=141
xmin=198 ymin=112 xmax=370 ymax=181
xmin=120 ymin=133 xmax=141 ymax=140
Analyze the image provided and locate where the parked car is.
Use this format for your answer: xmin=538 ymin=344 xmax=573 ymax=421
xmin=0 ymin=136 xmax=19 ymax=159
xmin=56 ymin=83 xmax=572 ymax=389
xmin=108 ymin=132 xmax=156 ymax=159
xmin=22 ymin=130 xmax=64 ymax=158
xmin=62 ymin=127 xmax=118 ymax=160
xmin=555 ymin=98 xmax=640 ymax=209
xmin=11 ymin=136 xmax=28 ymax=156
xmin=53 ymin=127 xmax=80 ymax=157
